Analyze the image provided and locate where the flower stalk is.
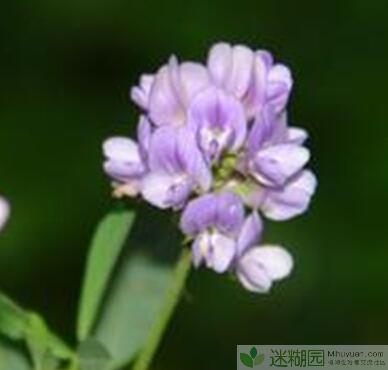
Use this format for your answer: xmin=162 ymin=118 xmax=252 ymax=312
xmin=132 ymin=248 xmax=192 ymax=370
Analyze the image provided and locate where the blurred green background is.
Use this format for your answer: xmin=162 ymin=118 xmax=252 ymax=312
xmin=1 ymin=0 xmax=388 ymax=369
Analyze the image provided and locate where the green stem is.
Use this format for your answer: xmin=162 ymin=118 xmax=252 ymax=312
xmin=132 ymin=248 xmax=192 ymax=370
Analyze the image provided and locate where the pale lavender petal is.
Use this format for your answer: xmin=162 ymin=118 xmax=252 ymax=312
xmin=261 ymin=170 xmax=317 ymax=220
xmin=187 ymin=87 xmax=246 ymax=160
xmin=148 ymin=126 xmax=211 ymax=193
xmin=103 ymin=161 xmax=144 ymax=181
xmin=287 ymin=127 xmax=308 ymax=145
xmin=165 ymin=179 xmax=193 ymax=210
xmin=248 ymin=245 xmax=294 ymax=280
xmin=207 ymin=43 xmax=232 ymax=88
xmin=177 ymin=61 xmax=210 ymax=105
xmin=0 ymin=197 xmax=10 ymax=231
xmin=148 ymin=127 xmax=182 ymax=174
xmin=247 ymin=106 xmax=287 ymax=155
xmin=103 ymin=137 xmax=141 ymax=163
xmin=252 ymin=144 xmax=310 ymax=187
xmin=241 ymin=182 xmax=267 ymax=209
xmin=215 ymin=192 xmax=244 ymax=235
xmin=236 ymin=244 xmax=293 ymax=293
xmin=130 ymin=74 xmax=154 ymax=110
xmin=149 ymin=65 xmax=184 ymax=126
xmin=191 ymin=234 xmax=207 ymax=268
xmin=256 ymin=50 xmax=273 ymax=67
xmin=137 ymin=115 xmax=152 ymax=161
xmin=247 ymin=108 xmax=275 ymax=154
xmin=236 ymin=212 xmax=263 ymax=256
xmin=103 ymin=137 xmax=145 ymax=180
xmin=141 ymin=171 xmax=192 ymax=209
xmin=243 ymin=52 xmax=269 ymax=119
xmin=207 ymin=43 xmax=254 ymax=98
xmin=176 ymin=127 xmax=212 ymax=191
xmin=206 ymin=232 xmax=236 ymax=273
xmin=267 ymin=64 xmax=293 ymax=113
xmin=236 ymin=255 xmax=272 ymax=293
xmin=180 ymin=193 xmax=217 ymax=236
xmin=227 ymin=45 xmax=254 ymax=98
xmin=167 ymin=55 xmax=186 ymax=107
xmin=243 ymin=51 xmax=293 ymax=118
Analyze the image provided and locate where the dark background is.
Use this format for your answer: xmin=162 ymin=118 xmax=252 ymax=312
xmin=1 ymin=0 xmax=387 ymax=369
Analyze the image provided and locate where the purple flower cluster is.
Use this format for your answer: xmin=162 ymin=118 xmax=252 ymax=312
xmin=103 ymin=42 xmax=317 ymax=293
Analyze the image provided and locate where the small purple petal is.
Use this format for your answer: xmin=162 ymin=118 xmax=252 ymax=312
xmin=165 ymin=178 xmax=193 ymax=210
xmin=176 ymin=127 xmax=212 ymax=191
xmin=192 ymin=235 xmax=207 ymax=268
xmin=103 ymin=137 xmax=141 ymax=163
xmin=180 ymin=193 xmax=218 ymax=236
xmin=261 ymin=170 xmax=317 ymax=220
xmin=214 ymin=192 xmax=245 ymax=235
xmin=267 ymin=64 xmax=293 ymax=113
xmin=237 ymin=257 xmax=272 ymax=293
xmin=206 ymin=232 xmax=236 ymax=273
xmin=103 ymin=137 xmax=145 ymax=181
xmin=287 ymin=127 xmax=308 ymax=145
xmin=148 ymin=127 xmax=183 ymax=174
xmin=130 ymin=74 xmax=154 ymax=110
xmin=191 ymin=230 xmax=236 ymax=273
xmin=236 ymin=245 xmax=293 ymax=293
xmin=207 ymin=43 xmax=254 ymax=98
xmin=247 ymin=106 xmax=287 ymax=155
xmin=188 ymin=87 xmax=246 ymax=160
xmin=103 ymin=161 xmax=144 ymax=182
xmin=243 ymin=51 xmax=293 ymax=119
xmin=227 ymin=45 xmax=255 ymax=98
xmin=180 ymin=191 xmax=244 ymax=237
xmin=174 ymin=60 xmax=210 ymax=106
xmin=149 ymin=57 xmax=210 ymax=127
xmin=146 ymin=126 xmax=211 ymax=209
xmin=141 ymin=172 xmax=191 ymax=209
xmin=149 ymin=65 xmax=184 ymax=126
xmin=236 ymin=212 xmax=263 ymax=256
xmin=207 ymin=43 xmax=232 ymax=88
xmin=243 ymin=53 xmax=269 ymax=119
xmin=251 ymin=144 xmax=310 ymax=187
xmin=137 ymin=115 xmax=152 ymax=161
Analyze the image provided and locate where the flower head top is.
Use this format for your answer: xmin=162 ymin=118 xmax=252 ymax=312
xmin=103 ymin=42 xmax=317 ymax=293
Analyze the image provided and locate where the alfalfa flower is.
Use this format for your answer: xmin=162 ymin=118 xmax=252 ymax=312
xmin=103 ymin=42 xmax=317 ymax=293
xmin=141 ymin=125 xmax=211 ymax=209
xmin=179 ymin=192 xmax=245 ymax=273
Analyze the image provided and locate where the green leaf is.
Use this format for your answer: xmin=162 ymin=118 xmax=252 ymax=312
xmin=25 ymin=314 xmax=48 ymax=370
xmin=0 ymin=292 xmax=29 ymax=340
xmin=77 ymin=209 xmax=136 ymax=341
xmin=0 ymin=292 xmax=73 ymax=369
xmin=0 ymin=338 xmax=31 ymax=370
xmin=240 ymin=353 xmax=253 ymax=368
xmin=93 ymin=254 xmax=175 ymax=369
xmin=77 ymin=338 xmax=111 ymax=370
xmin=250 ymin=347 xmax=257 ymax=359
xmin=254 ymin=354 xmax=265 ymax=366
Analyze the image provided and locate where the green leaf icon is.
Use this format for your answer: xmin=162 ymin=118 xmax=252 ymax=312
xmin=250 ymin=347 xmax=257 ymax=359
xmin=254 ymin=354 xmax=265 ymax=366
xmin=240 ymin=352 xmax=253 ymax=368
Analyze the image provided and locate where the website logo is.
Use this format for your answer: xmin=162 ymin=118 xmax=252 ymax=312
xmin=239 ymin=346 xmax=265 ymax=368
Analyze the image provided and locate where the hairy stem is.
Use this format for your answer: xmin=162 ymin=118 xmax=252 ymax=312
xmin=132 ymin=248 xmax=192 ymax=370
